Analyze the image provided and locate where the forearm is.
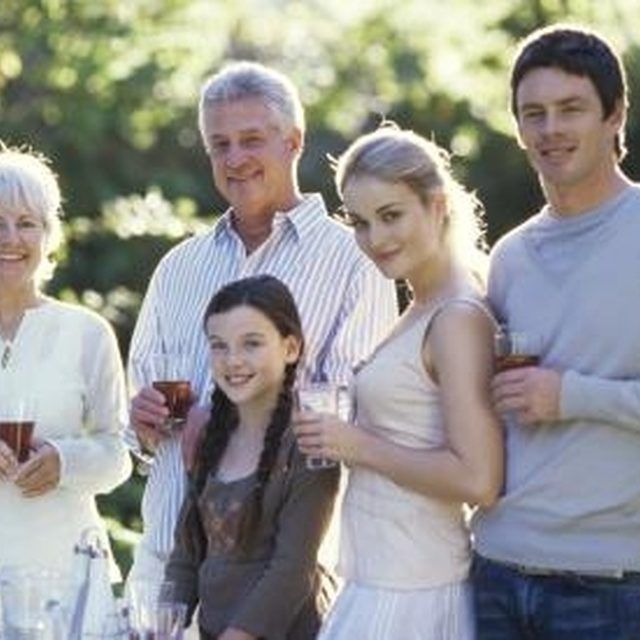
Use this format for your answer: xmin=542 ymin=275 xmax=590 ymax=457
xmin=561 ymin=370 xmax=640 ymax=432
xmin=353 ymin=425 xmax=500 ymax=506
xmin=49 ymin=432 xmax=131 ymax=494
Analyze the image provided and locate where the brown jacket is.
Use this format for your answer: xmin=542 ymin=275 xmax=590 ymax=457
xmin=166 ymin=428 xmax=340 ymax=639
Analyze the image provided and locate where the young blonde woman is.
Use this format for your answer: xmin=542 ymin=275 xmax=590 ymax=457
xmin=294 ymin=126 xmax=503 ymax=639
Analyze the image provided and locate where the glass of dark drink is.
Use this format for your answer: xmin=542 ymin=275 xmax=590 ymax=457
xmin=494 ymin=329 xmax=541 ymax=373
xmin=150 ymin=353 xmax=192 ymax=432
xmin=295 ymin=383 xmax=351 ymax=470
xmin=0 ymin=395 xmax=36 ymax=463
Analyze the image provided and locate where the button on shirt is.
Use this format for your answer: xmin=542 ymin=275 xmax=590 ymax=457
xmin=127 ymin=193 xmax=398 ymax=558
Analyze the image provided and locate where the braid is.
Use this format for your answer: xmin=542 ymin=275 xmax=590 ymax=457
xmin=236 ymin=363 xmax=297 ymax=550
xmin=182 ymin=387 xmax=238 ymax=558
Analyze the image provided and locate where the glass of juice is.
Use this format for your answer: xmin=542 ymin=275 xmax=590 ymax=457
xmin=0 ymin=395 xmax=36 ymax=462
xmin=149 ymin=352 xmax=192 ymax=432
xmin=494 ymin=329 xmax=541 ymax=372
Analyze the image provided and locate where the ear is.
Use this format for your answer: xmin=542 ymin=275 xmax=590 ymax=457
xmin=429 ymin=190 xmax=448 ymax=225
xmin=607 ymin=98 xmax=626 ymax=132
xmin=513 ymin=113 xmax=527 ymax=150
xmin=285 ymin=127 xmax=303 ymax=156
xmin=283 ymin=335 xmax=302 ymax=365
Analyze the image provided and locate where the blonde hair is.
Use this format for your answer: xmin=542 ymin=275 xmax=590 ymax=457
xmin=334 ymin=124 xmax=487 ymax=279
xmin=0 ymin=143 xmax=63 ymax=282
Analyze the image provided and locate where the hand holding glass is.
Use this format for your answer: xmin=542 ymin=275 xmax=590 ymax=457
xmin=295 ymin=384 xmax=350 ymax=470
xmin=0 ymin=395 xmax=36 ymax=463
xmin=149 ymin=353 xmax=192 ymax=432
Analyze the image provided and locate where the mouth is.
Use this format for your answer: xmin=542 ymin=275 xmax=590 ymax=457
xmin=0 ymin=253 xmax=25 ymax=263
xmin=225 ymin=373 xmax=255 ymax=387
xmin=539 ymin=145 xmax=577 ymax=163
xmin=372 ymin=249 xmax=401 ymax=263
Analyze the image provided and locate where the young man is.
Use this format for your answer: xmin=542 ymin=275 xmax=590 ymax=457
xmin=126 ymin=61 xmax=397 ymax=586
xmin=472 ymin=25 xmax=640 ymax=639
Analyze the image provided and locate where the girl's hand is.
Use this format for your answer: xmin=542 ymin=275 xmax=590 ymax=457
xmin=0 ymin=440 xmax=18 ymax=481
xmin=218 ymin=627 xmax=256 ymax=640
xmin=292 ymin=410 xmax=362 ymax=466
xmin=13 ymin=441 xmax=61 ymax=497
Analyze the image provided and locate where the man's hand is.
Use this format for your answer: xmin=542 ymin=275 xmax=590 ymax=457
xmin=180 ymin=404 xmax=210 ymax=472
xmin=218 ymin=627 xmax=256 ymax=640
xmin=13 ymin=441 xmax=61 ymax=497
xmin=130 ymin=386 xmax=172 ymax=452
xmin=492 ymin=366 xmax=562 ymax=426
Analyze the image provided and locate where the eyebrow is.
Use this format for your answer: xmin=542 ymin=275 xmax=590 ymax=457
xmin=519 ymin=95 xmax=588 ymax=111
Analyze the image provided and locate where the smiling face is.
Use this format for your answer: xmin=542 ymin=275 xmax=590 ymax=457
xmin=205 ymin=305 xmax=301 ymax=416
xmin=342 ymin=175 xmax=446 ymax=292
xmin=201 ymin=98 xmax=302 ymax=223
xmin=515 ymin=66 xmax=623 ymax=208
xmin=0 ymin=206 xmax=47 ymax=295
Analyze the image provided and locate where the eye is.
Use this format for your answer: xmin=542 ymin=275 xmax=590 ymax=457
xmin=380 ymin=210 xmax=401 ymax=224
xmin=521 ymin=109 xmax=544 ymax=122
xmin=341 ymin=211 xmax=367 ymax=230
xmin=243 ymin=338 xmax=264 ymax=350
xmin=209 ymin=139 xmax=229 ymax=155
xmin=208 ymin=340 xmax=227 ymax=353
xmin=242 ymin=135 xmax=265 ymax=149
xmin=17 ymin=218 xmax=42 ymax=230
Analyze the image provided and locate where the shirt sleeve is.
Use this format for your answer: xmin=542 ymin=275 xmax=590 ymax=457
xmin=318 ymin=258 xmax=398 ymax=384
xmin=48 ymin=314 xmax=132 ymax=494
xmin=124 ymin=263 xmax=175 ymax=451
xmin=229 ymin=447 xmax=340 ymax=638
xmin=561 ymin=370 xmax=640 ymax=433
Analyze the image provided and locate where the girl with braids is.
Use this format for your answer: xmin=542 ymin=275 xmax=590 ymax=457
xmin=165 ymin=274 xmax=339 ymax=640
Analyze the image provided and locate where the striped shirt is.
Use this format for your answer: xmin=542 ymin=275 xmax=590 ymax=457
xmin=127 ymin=193 xmax=398 ymax=560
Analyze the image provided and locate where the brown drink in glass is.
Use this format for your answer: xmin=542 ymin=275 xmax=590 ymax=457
xmin=0 ymin=420 xmax=35 ymax=462
xmin=152 ymin=380 xmax=192 ymax=426
xmin=494 ymin=330 xmax=541 ymax=373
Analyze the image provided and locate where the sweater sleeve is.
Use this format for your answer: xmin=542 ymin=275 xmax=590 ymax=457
xmin=164 ymin=494 xmax=201 ymax=625
xmin=229 ymin=450 xmax=340 ymax=638
xmin=561 ymin=370 xmax=640 ymax=433
xmin=48 ymin=314 xmax=132 ymax=494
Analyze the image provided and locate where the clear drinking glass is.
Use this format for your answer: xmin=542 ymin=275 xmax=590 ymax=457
xmin=296 ymin=383 xmax=351 ymax=470
xmin=494 ymin=329 xmax=541 ymax=372
xmin=126 ymin=580 xmax=185 ymax=639
xmin=0 ymin=395 xmax=37 ymax=463
xmin=149 ymin=352 xmax=193 ymax=432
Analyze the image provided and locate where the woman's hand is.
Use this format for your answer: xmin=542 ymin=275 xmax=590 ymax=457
xmin=0 ymin=440 xmax=18 ymax=481
xmin=13 ymin=441 xmax=61 ymax=497
xmin=292 ymin=410 xmax=362 ymax=466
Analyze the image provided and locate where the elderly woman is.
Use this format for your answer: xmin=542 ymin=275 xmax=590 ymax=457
xmin=0 ymin=143 xmax=131 ymax=574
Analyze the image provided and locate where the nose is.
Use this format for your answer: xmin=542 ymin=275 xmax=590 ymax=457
xmin=225 ymin=143 xmax=248 ymax=170
xmin=540 ymin=110 xmax=562 ymax=136
xmin=366 ymin=222 xmax=387 ymax=252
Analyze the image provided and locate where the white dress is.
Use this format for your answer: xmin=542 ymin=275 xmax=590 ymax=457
xmin=0 ymin=300 xmax=131 ymax=576
xmin=319 ymin=300 xmax=481 ymax=640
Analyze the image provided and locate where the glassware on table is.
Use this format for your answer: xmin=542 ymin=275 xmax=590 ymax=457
xmin=494 ymin=328 xmax=541 ymax=373
xmin=126 ymin=580 xmax=186 ymax=640
xmin=295 ymin=383 xmax=351 ymax=470
xmin=0 ymin=395 xmax=37 ymax=463
xmin=0 ymin=566 xmax=78 ymax=640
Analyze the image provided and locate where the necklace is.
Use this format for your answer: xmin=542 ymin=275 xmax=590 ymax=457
xmin=1 ymin=342 xmax=11 ymax=369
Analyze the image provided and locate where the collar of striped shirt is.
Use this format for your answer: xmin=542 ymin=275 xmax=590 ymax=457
xmin=213 ymin=193 xmax=329 ymax=244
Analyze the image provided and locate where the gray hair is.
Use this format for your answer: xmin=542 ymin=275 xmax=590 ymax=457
xmin=198 ymin=61 xmax=305 ymax=149
xmin=335 ymin=125 xmax=487 ymax=277
xmin=0 ymin=143 xmax=63 ymax=282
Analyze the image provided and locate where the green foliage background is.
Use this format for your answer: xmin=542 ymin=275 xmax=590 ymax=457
xmin=2 ymin=0 xmax=639 ymax=577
